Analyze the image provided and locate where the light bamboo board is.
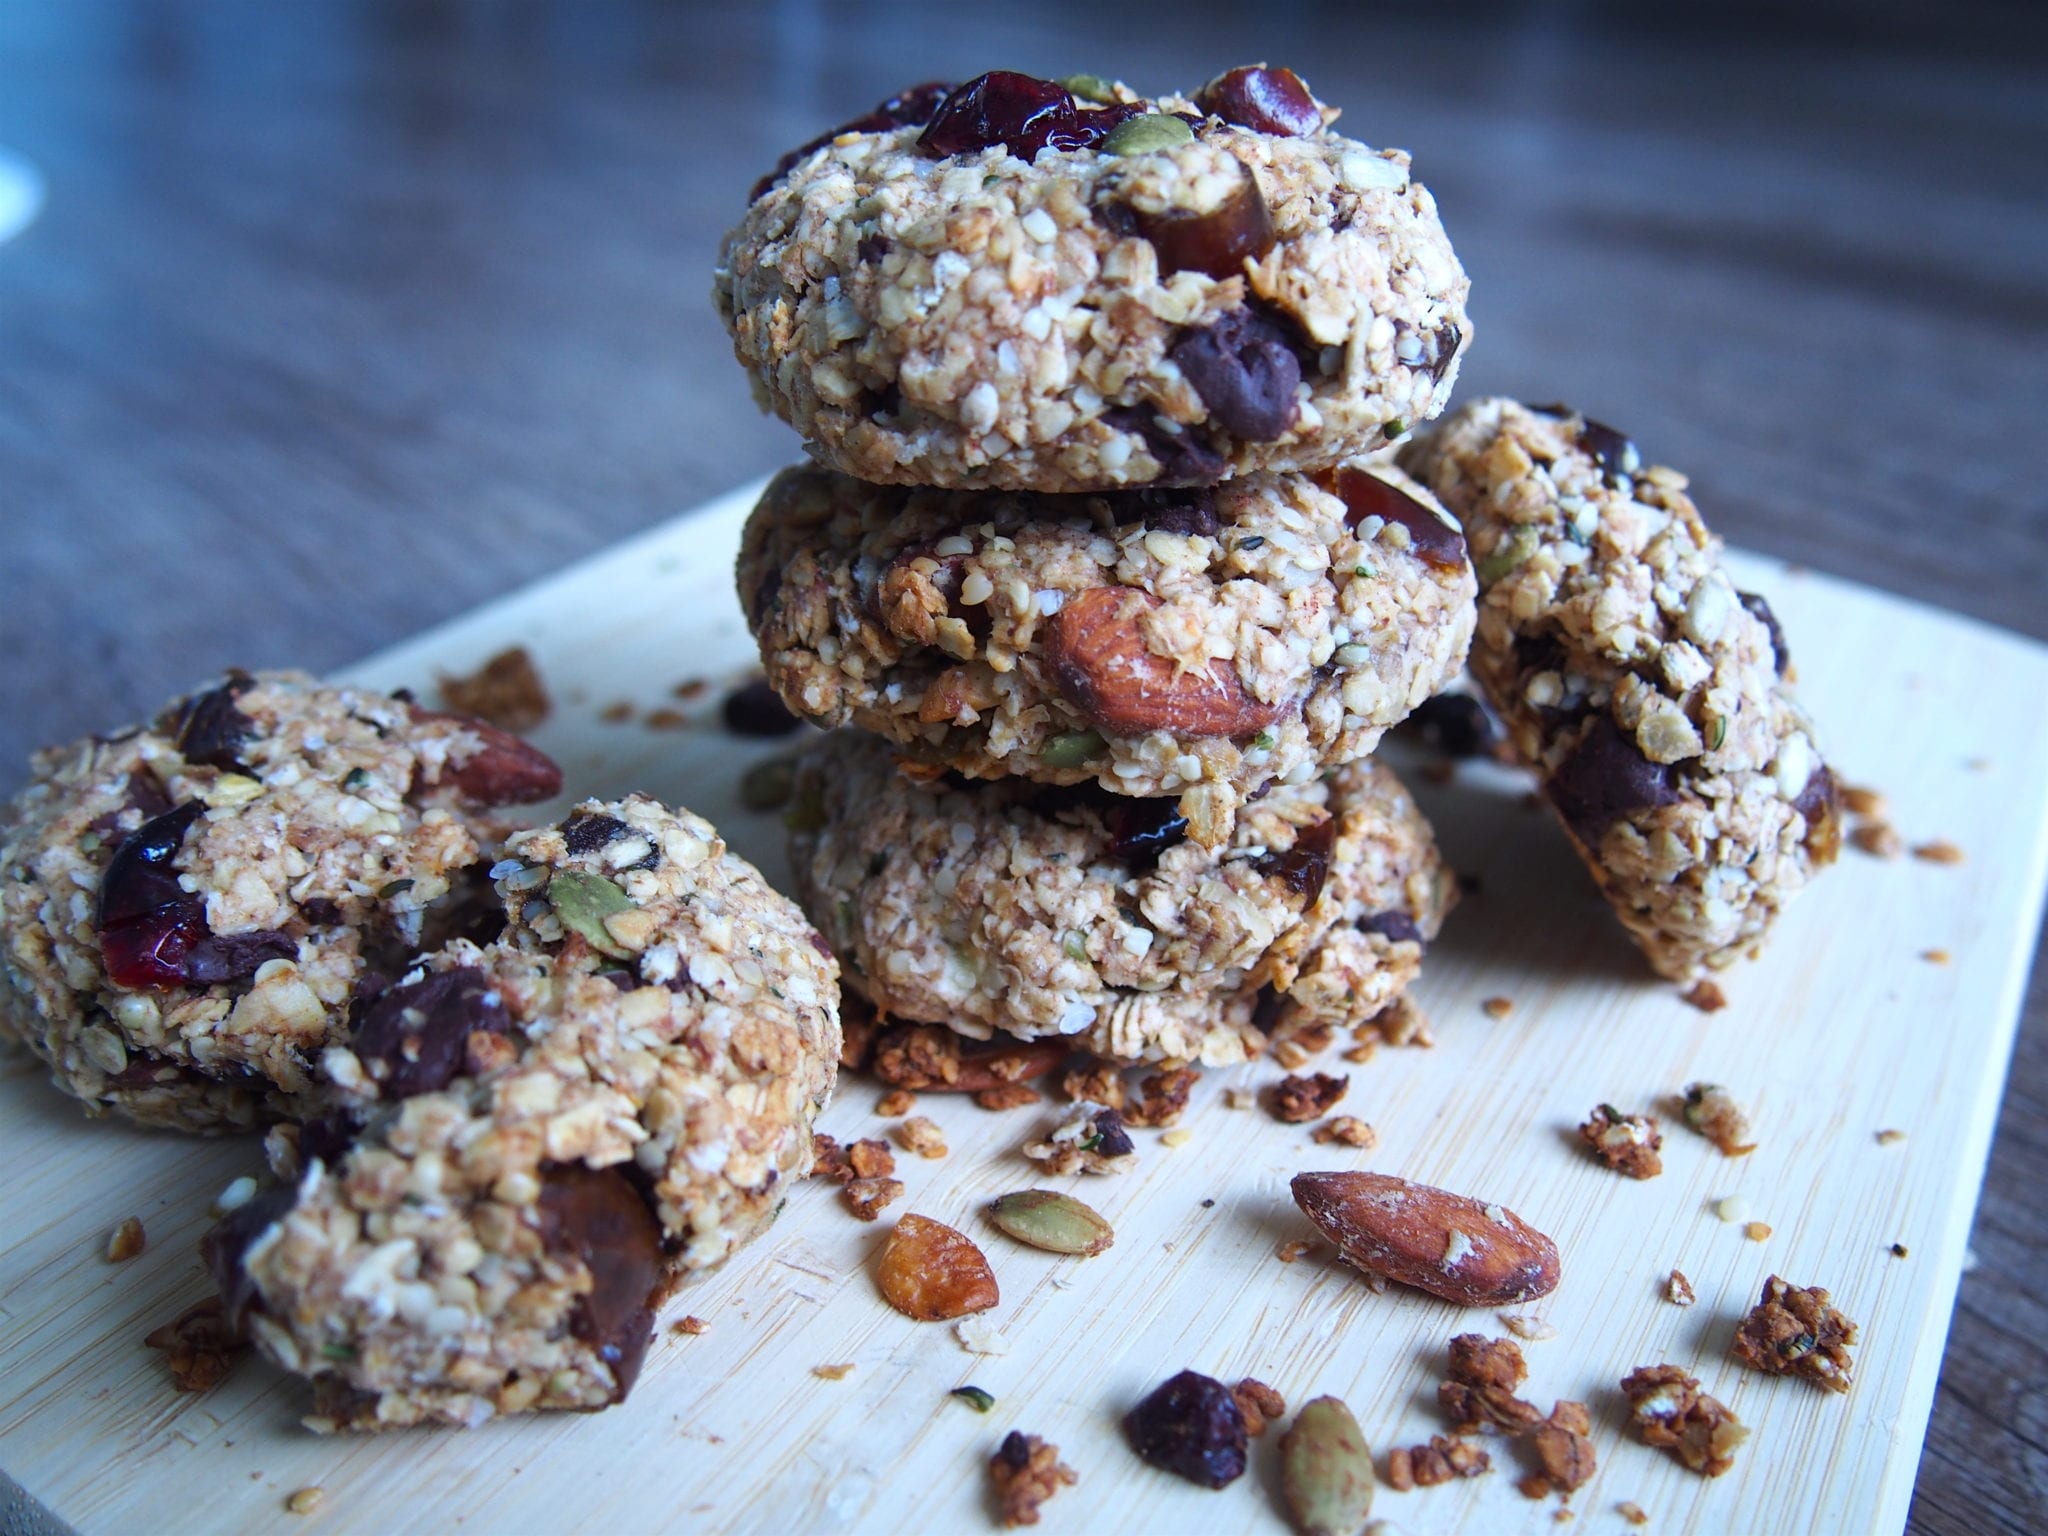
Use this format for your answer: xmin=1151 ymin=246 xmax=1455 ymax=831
xmin=3 ymin=481 xmax=2045 ymax=1536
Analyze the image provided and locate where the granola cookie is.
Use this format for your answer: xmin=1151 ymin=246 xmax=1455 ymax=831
xmin=740 ymin=460 xmax=1474 ymax=846
xmin=787 ymin=731 xmax=1452 ymax=1065
xmin=716 ymin=67 xmax=1470 ymax=492
xmin=1402 ymin=398 xmax=1840 ymax=979
xmin=206 ymin=795 xmax=841 ymax=1430
xmin=0 ymin=671 xmax=560 ymax=1132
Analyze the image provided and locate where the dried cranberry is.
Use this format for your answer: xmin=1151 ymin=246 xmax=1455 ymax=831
xmin=722 ymin=678 xmax=803 ymax=737
xmin=1317 ymin=465 xmax=1467 ymax=571
xmin=99 ymin=801 xmax=203 ymax=927
xmin=1546 ymin=717 xmax=1681 ymax=842
xmin=1399 ymin=693 xmax=1499 ymax=758
xmin=1102 ymin=797 xmax=1190 ymax=868
xmin=535 ymin=1165 xmax=664 ymax=1401
xmin=1195 ymin=66 xmax=1321 ymax=137
xmin=562 ymin=812 xmax=630 ymax=854
xmin=750 ymin=81 xmax=953 ymax=200
xmin=1123 ymin=164 xmax=1275 ymax=280
xmin=1254 ymin=816 xmax=1335 ymax=906
xmin=99 ymin=903 xmax=209 ymax=992
xmin=917 ymin=71 xmax=1138 ymax=162
xmin=1738 ymin=592 xmax=1789 ymax=675
xmin=349 ymin=966 xmax=509 ymax=1099
xmin=1169 ymin=307 xmax=1301 ymax=442
xmin=1105 ymin=487 xmax=1220 ymax=539
xmin=204 ymin=1183 xmax=298 ymax=1329
xmin=1359 ymin=910 xmax=1423 ymax=944
xmin=1100 ymin=406 xmax=1226 ymax=485
xmin=169 ymin=672 xmax=257 ymax=771
xmin=1124 ymin=1369 xmax=1249 ymax=1487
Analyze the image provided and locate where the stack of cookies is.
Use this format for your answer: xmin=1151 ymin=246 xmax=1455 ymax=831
xmin=715 ymin=66 xmax=1480 ymax=1067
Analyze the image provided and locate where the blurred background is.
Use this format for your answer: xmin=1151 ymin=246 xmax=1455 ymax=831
xmin=0 ymin=6 xmax=2042 ymax=1525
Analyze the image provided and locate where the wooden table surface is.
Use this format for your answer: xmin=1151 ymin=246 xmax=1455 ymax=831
xmin=0 ymin=2 xmax=2041 ymax=1529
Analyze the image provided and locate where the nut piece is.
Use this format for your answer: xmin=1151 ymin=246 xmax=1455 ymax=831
xmin=1045 ymin=587 xmax=1285 ymax=738
xmin=1666 ymin=1270 xmax=1698 ymax=1307
xmin=1731 ymin=1275 xmax=1858 ymax=1392
xmin=990 ymin=1430 xmax=1078 ymax=1528
xmin=1620 ymin=1364 xmax=1748 ymax=1477
xmin=106 ymin=1216 xmax=147 ymax=1263
xmin=986 ymin=1189 xmax=1116 ymax=1257
xmin=144 ymin=1297 xmax=245 ymax=1393
xmin=875 ymin=1213 xmax=1000 ymax=1321
xmin=1291 ymin=1171 xmax=1561 ymax=1307
xmin=895 ymin=1115 xmax=950 ymax=1159
xmin=1579 ymin=1104 xmax=1663 ymax=1178
xmin=1312 ymin=1116 xmax=1378 ymax=1149
xmin=1280 ymin=1395 xmax=1377 ymax=1536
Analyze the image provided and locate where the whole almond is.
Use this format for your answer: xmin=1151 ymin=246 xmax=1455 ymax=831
xmin=412 ymin=707 xmax=564 ymax=805
xmin=1045 ymin=587 xmax=1284 ymax=737
xmin=1280 ymin=1396 xmax=1376 ymax=1536
xmin=876 ymin=1213 xmax=1000 ymax=1321
xmin=1290 ymin=1171 xmax=1560 ymax=1307
xmin=986 ymin=1189 xmax=1115 ymax=1257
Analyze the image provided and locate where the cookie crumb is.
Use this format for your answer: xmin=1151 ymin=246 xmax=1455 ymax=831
xmin=1023 ymin=1103 xmax=1135 ymax=1176
xmin=1875 ymin=1128 xmax=1907 ymax=1146
xmin=1681 ymin=1083 xmax=1757 ymax=1156
xmin=844 ymin=1177 xmax=905 ymax=1221
xmin=956 ymin=1317 xmax=1012 ymax=1356
xmin=1617 ymin=1502 xmax=1650 ymax=1527
xmin=1438 ymin=1333 xmax=1543 ymax=1434
xmin=1122 ymin=1065 xmax=1197 ymax=1128
xmin=1499 ymin=1313 xmax=1558 ymax=1342
xmin=895 ymin=1116 xmax=949 ymax=1159
xmin=1386 ymin=1435 xmax=1489 ymax=1489
xmin=642 ymin=707 xmax=690 ymax=730
xmin=145 ymin=1297 xmax=245 ymax=1393
xmin=1525 ymin=1401 xmax=1597 ymax=1496
xmin=1912 ymin=840 xmax=1965 ymax=865
xmin=1849 ymin=822 xmax=1903 ymax=859
xmin=812 ymin=1361 xmax=856 ymax=1381
xmin=973 ymin=1083 xmax=1042 ymax=1112
xmin=1620 ymin=1364 xmax=1747 ymax=1476
xmin=1363 ymin=995 xmax=1432 ymax=1048
xmin=1840 ymin=785 xmax=1886 ymax=817
xmin=598 ymin=700 xmax=635 ymax=725
xmin=673 ymin=1315 xmax=709 ymax=1336
xmin=1680 ymin=979 xmax=1727 ymax=1013
xmin=1481 ymin=996 xmax=1515 ymax=1020
xmin=1743 ymin=1220 xmax=1772 ymax=1242
xmin=672 ymin=678 xmax=710 ymax=701
xmin=876 ymin=1088 xmax=916 ymax=1117
xmin=106 ymin=1216 xmax=146 ymax=1263
xmin=1312 ymin=1115 xmax=1378 ymax=1149
xmin=1060 ymin=1060 xmax=1125 ymax=1109
xmin=1270 ymin=1072 xmax=1348 ymax=1123
xmin=989 ymin=1431 xmax=1077 ymax=1527
xmin=1666 ymin=1270 xmax=1697 ymax=1307
xmin=1276 ymin=1239 xmax=1316 ymax=1264
xmin=437 ymin=646 xmax=550 ymax=732
xmin=1731 ymin=1275 xmax=1858 ymax=1392
xmin=1232 ymin=1377 xmax=1287 ymax=1436
xmin=1223 ymin=1087 xmax=1255 ymax=1110
xmin=285 ymin=1488 xmax=325 ymax=1516
xmin=1920 ymin=948 xmax=1950 ymax=965
xmin=1579 ymin=1105 xmax=1663 ymax=1178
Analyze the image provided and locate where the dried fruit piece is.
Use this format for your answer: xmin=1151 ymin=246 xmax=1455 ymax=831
xmin=1046 ymin=587 xmax=1283 ymax=737
xmin=1291 ymin=1171 xmax=1560 ymax=1307
xmin=1125 ymin=1369 xmax=1248 ymax=1488
xmin=169 ymin=672 xmax=257 ymax=770
xmin=1280 ymin=1395 xmax=1376 ymax=1535
xmin=990 ymin=1430 xmax=1079 ymax=1527
xmin=918 ymin=71 xmax=1137 ymax=161
xmin=1546 ymin=716 xmax=1680 ymax=843
xmin=1317 ymin=465 xmax=1468 ymax=572
xmin=987 ymin=1189 xmax=1115 ymax=1256
xmin=1127 ymin=158 xmax=1276 ymax=279
xmin=547 ymin=870 xmax=637 ymax=959
xmin=1254 ymin=817 xmax=1336 ymax=906
xmin=1730 ymin=1275 xmax=1858 ymax=1392
xmin=1621 ymin=1364 xmax=1747 ymax=1476
xmin=534 ymin=1165 xmax=664 ymax=1401
xmin=876 ymin=1213 xmax=1000 ymax=1321
xmin=1579 ymin=1104 xmax=1663 ymax=1178
xmin=1196 ymin=66 xmax=1321 ymax=136
xmin=106 ymin=1217 xmax=146 ymax=1263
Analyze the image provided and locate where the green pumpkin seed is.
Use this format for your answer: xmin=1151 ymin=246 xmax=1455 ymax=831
xmin=740 ymin=756 xmax=796 ymax=811
xmin=1100 ymin=113 xmax=1195 ymax=157
xmin=986 ymin=1189 xmax=1114 ymax=1256
xmin=950 ymin=1384 xmax=996 ymax=1412
xmin=1280 ymin=1395 xmax=1375 ymax=1536
xmin=1475 ymin=526 xmax=1541 ymax=586
xmin=1042 ymin=729 xmax=1105 ymax=769
xmin=547 ymin=870 xmax=635 ymax=958
xmin=1059 ymin=73 xmax=1118 ymax=104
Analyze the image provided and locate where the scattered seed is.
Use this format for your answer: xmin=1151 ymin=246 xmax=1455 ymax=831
xmin=986 ymin=1189 xmax=1115 ymax=1257
xmin=105 ymin=1216 xmax=146 ymax=1263
xmin=1875 ymin=1128 xmax=1907 ymax=1147
xmin=813 ymin=1362 xmax=856 ymax=1380
xmin=546 ymin=870 xmax=636 ymax=958
xmin=952 ymin=1385 xmax=996 ymax=1413
xmin=673 ymin=1315 xmax=709 ymax=1336
xmin=1715 ymin=1195 xmax=1750 ymax=1224
xmin=1920 ymin=948 xmax=1950 ymax=965
xmin=1744 ymin=1221 xmax=1772 ymax=1242
xmin=1840 ymin=785 xmax=1887 ymax=816
xmin=1161 ymin=1127 xmax=1193 ymax=1149
xmin=1891 ymin=1242 xmax=1909 ymax=1258
xmin=1280 ymin=1395 xmax=1377 ymax=1536
xmin=1849 ymin=821 xmax=1903 ymax=858
xmin=1617 ymin=1501 xmax=1650 ymax=1526
xmin=285 ymin=1488 xmax=324 ymax=1516
xmin=1912 ymin=840 xmax=1965 ymax=865
xmin=1681 ymin=979 xmax=1727 ymax=1013
xmin=1277 ymin=1240 xmax=1315 ymax=1263
xmin=1481 ymin=996 xmax=1514 ymax=1020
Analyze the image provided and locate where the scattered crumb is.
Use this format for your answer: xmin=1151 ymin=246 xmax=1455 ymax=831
xmin=1276 ymin=1240 xmax=1316 ymax=1263
xmin=1875 ymin=1128 xmax=1908 ymax=1147
xmin=1366 ymin=994 xmax=1433 ymax=1048
xmin=1122 ymin=1065 xmax=1197 ymax=1128
xmin=1920 ymin=948 xmax=1951 ymax=965
xmin=1481 ymin=996 xmax=1515 ymax=1020
xmin=145 ymin=1298 xmax=245 ymax=1393
xmin=1666 ymin=1270 xmax=1697 ymax=1307
xmin=1232 ymin=1377 xmax=1287 ymax=1436
xmin=1499 ymin=1313 xmax=1558 ymax=1342
xmin=1680 ymin=1083 xmax=1757 ymax=1156
xmin=956 ymin=1317 xmax=1012 ymax=1356
xmin=876 ymin=1088 xmax=916 ymax=1118
xmin=1732 ymin=1276 xmax=1858 ymax=1392
xmin=1912 ymin=840 xmax=1966 ymax=866
xmin=1617 ymin=1502 xmax=1650 ymax=1527
xmin=106 ymin=1216 xmax=146 ymax=1263
xmin=1023 ymin=1103 xmax=1135 ymax=1176
xmin=1579 ymin=1105 xmax=1664 ymax=1178
xmin=895 ymin=1116 xmax=949 ymax=1160
xmin=1269 ymin=1071 xmax=1348 ymax=1123
xmin=1438 ymin=1333 xmax=1543 ymax=1434
xmin=1891 ymin=1243 xmax=1909 ymax=1259
xmin=1060 ymin=1060 xmax=1125 ymax=1109
xmin=1223 ymin=1087 xmax=1256 ymax=1110
xmin=989 ymin=1431 xmax=1077 ymax=1527
xmin=1840 ymin=785 xmax=1886 ymax=817
xmin=285 ymin=1487 xmax=325 ymax=1516
xmin=1743 ymin=1221 xmax=1772 ymax=1242
xmin=1516 ymin=1473 xmax=1550 ymax=1500
xmin=1525 ymin=1401 xmax=1597 ymax=1496
xmin=1714 ymin=1195 xmax=1750 ymax=1224
xmin=643 ymin=707 xmax=691 ymax=730
xmin=1849 ymin=822 xmax=1903 ymax=859
xmin=812 ymin=1362 xmax=856 ymax=1381
xmin=437 ymin=645 xmax=550 ymax=732
xmin=1680 ymin=979 xmax=1727 ymax=1013
xmin=1386 ymin=1435 xmax=1489 ymax=1490
xmin=1312 ymin=1115 xmax=1378 ymax=1149
xmin=672 ymin=677 xmax=710 ymax=701
xmin=844 ymin=1177 xmax=905 ymax=1222
xmin=973 ymin=1083 xmax=1042 ymax=1112
xmin=1160 ymin=1127 xmax=1193 ymax=1149
xmin=598 ymin=700 xmax=635 ymax=725
xmin=811 ymin=1133 xmax=896 ymax=1183
xmin=672 ymin=1315 xmax=709 ymax=1336
xmin=1620 ymin=1365 xmax=1747 ymax=1476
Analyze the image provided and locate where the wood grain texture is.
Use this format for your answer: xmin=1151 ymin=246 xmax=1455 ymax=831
xmin=0 ymin=2 xmax=2043 ymax=1528
xmin=1 ymin=487 xmax=2045 ymax=1534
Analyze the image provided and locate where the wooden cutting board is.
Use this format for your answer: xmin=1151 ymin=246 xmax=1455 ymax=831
xmin=3 ymin=481 xmax=2044 ymax=1535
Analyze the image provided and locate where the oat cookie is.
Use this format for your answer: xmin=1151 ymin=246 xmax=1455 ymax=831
xmin=740 ymin=460 xmax=1473 ymax=846
xmin=1402 ymin=398 xmax=1839 ymax=979
xmin=206 ymin=795 xmax=841 ymax=1429
xmin=717 ymin=67 xmax=1470 ymax=491
xmin=0 ymin=671 xmax=560 ymax=1132
xmin=787 ymin=732 xmax=1451 ymax=1064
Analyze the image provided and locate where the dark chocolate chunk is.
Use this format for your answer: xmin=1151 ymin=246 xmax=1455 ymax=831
xmin=1577 ymin=416 xmax=1638 ymax=486
xmin=1168 ymin=307 xmax=1301 ymax=442
xmin=349 ymin=966 xmax=510 ymax=1099
xmin=1546 ymin=717 xmax=1681 ymax=842
xmin=1738 ymin=592 xmax=1789 ymax=676
xmin=1105 ymin=487 xmax=1220 ymax=539
xmin=1100 ymin=407 xmax=1226 ymax=485
xmin=183 ymin=929 xmax=298 ymax=985
xmin=204 ymin=1184 xmax=299 ymax=1330
xmin=168 ymin=671 xmax=257 ymax=772
xmin=562 ymin=813 xmax=631 ymax=854
xmin=1359 ymin=910 xmax=1423 ymax=944
xmin=1089 ymin=1108 xmax=1135 ymax=1158
xmin=535 ymin=1165 xmax=664 ymax=1401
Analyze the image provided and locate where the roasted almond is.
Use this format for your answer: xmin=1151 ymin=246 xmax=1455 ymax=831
xmin=986 ymin=1189 xmax=1115 ymax=1257
xmin=1044 ymin=587 xmax=1284 ymax=738
xmin=1290 ymin=1171 xmax=1560 ymax=1307
xmin=876 ymin=1213 xmax=1000 ymax=1321
xmin=412 ymin=707 xmax=564 ymax=805
xmin=1280 ymin=1396 xmax=1376 ymax=1536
